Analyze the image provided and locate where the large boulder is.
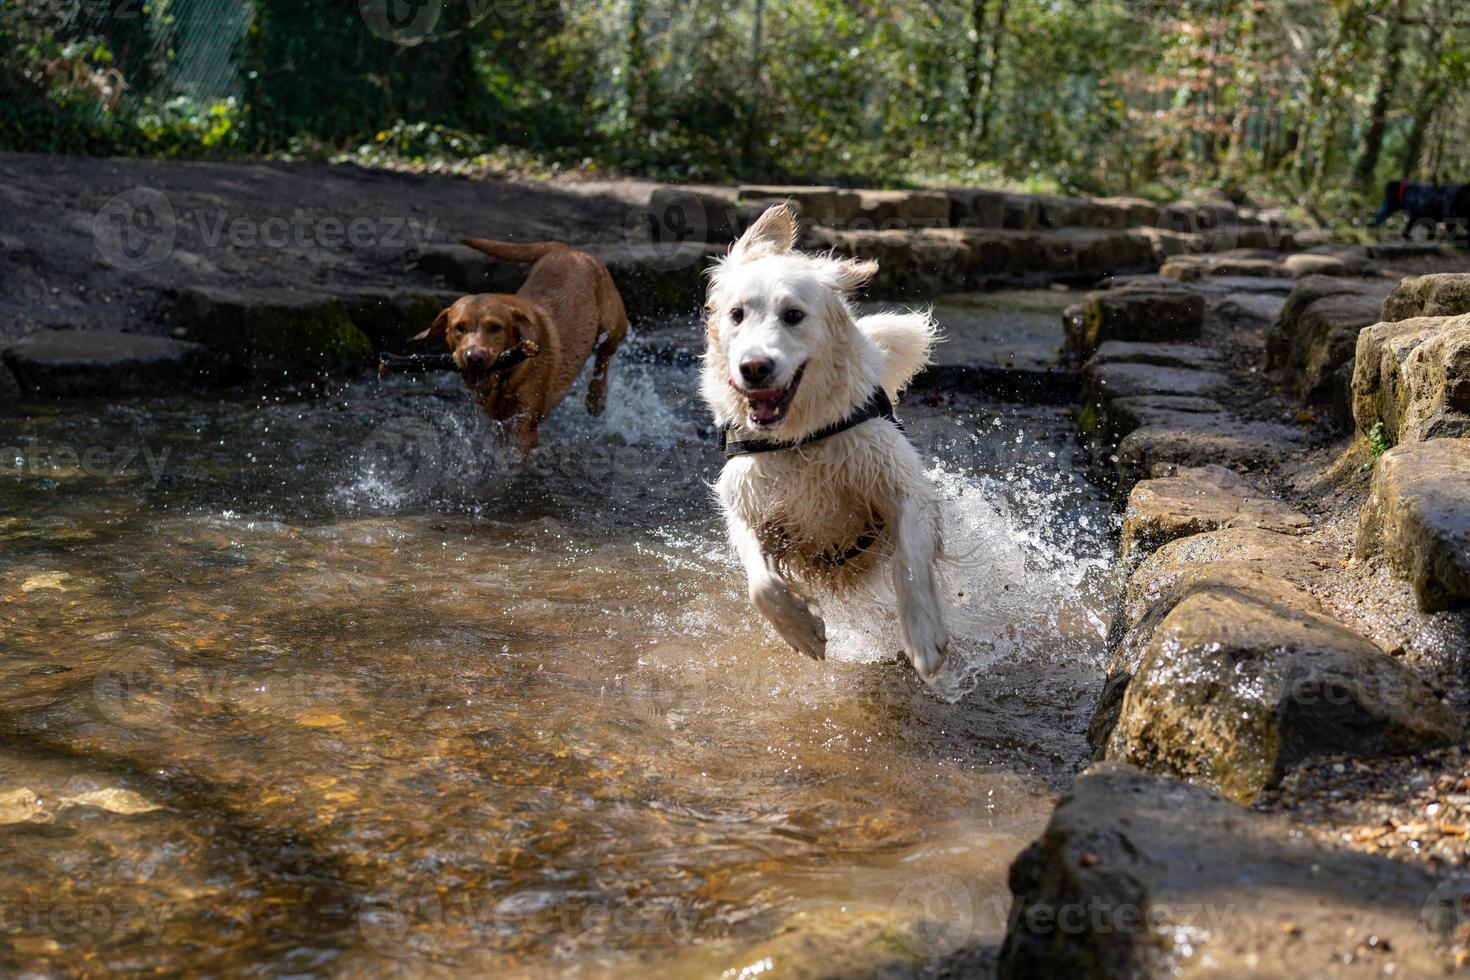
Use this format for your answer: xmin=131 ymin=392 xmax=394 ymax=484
xmin=1120 ymin=466 xmax=1310 ymax=562
xmin=1353 ymin=314 xmax=1470 ymax=444
xmin=946 ymin=188 xmax=1007 ymax=228
xmin=1092 ymin=196 xmax=1157 ymax=229
xmin=2 ymin=329 xmax=212 ymax=397
xmin=737 ymin=185 xmax=861 ymax=226
xmin=855 ymin=189 xmax=950 ymax=229
xmin=174 ymin=286 xmax=373 ymax=381
xmin=1270 ymin=292 xmax=1391 ymax=426
xmin=644 ymin=186 xmax=741 ymax=245
xmin=1070 ymin=288 xmax=1205 ymax=360
xmin=1089 ymin=527 xmax=1338 ymax=748
xmin=1381 ymin=273 xmax=1470 ymax=321
xmin=338 ymin=287 xmax=463 ymax=352
xmin=1357 ymin=439 xmax=1470 ymax=612
xmin=999 ymin=764 xmax=1456 ymax=979
xmin=1104 ymin=588 xmax=1460 ymax=802
xmin=415 ymin=243 xmax=527 ymax=293
xmin=589 ymin=242 xmax=720 ymax=318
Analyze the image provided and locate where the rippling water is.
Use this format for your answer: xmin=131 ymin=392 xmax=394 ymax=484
xmin=0 ymin=325 xmax=1117 ymax=977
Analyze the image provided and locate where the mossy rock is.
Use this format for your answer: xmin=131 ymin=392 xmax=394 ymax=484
xmin=177 ymin=286 xmax=374 ymax=381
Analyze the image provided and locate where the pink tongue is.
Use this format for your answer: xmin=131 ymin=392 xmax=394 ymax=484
xmin=749 ymin=391 xmax=782 ymax=423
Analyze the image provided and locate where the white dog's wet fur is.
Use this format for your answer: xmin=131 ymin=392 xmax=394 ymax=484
xmin=701 ymin=204 xmax=951 ymax=680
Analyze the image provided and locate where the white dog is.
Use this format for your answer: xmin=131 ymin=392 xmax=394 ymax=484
xmin=700 ymin=204 xmax=950 ymax=679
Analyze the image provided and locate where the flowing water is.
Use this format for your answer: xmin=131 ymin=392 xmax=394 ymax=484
xmin=0 ymin=305 xmax=1117 ymax=978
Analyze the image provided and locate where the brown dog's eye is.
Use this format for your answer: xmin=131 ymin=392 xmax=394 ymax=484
xmin=782 ymin=308 xmax=805 ymax=325
xmin=730 ymin=307 xmax=744 ymax=324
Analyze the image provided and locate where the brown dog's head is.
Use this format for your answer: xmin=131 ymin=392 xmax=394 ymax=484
xmin=415 ymin=294 xmax=542 ymax=382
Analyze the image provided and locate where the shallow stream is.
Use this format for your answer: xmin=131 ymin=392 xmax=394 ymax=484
xmin=0 ymin=298 xmax=1118 ymax=977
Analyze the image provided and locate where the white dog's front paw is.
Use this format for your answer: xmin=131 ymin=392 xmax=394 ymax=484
xmin=751 ymin=578 xmax=827 ymax=661
xmin=902 ymin=611 xmax=950 ymax=681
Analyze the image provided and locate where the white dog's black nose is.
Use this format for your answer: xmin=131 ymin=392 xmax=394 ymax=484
xmin=739 ymin=357 xmax=775 ymax=388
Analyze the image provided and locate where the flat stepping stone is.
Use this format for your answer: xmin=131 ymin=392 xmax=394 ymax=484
xmin=1089 ymin=341 xmax=1224 ymax=372
xmin=1001 ymin=764 xmax=1457 ymax=977
xmin=1113 ymin=414 xmax=1301 ymax=496
xmin=1069 ymin=287 xmax=1206 ymax=359
xmin=1358 ymin=438 xmax=1470 ymax=612
xmin=2 ymin=329 xmax=208 ymax=397
xmin=1213 ymin=291 xmax=1286 ymax=325
xmin=862 ymin=290 xmax=1079 ymax=402
xmin=1120 ymin=465 xmax=1310 ymax=561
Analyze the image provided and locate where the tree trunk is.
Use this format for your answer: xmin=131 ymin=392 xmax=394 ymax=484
xmin=1293 ymin=1 xmax=1366 ymax=185
xmin=964 ymin=0 xmax=988 ymax=137
xmin=1398 ymin=0 xmax=1449 ymax=178
xmin=625 ymin=0 xmax=645 ymax=143
xmin=976 ymin=0 xmax=1009 ymax=143
xmin=1352 ymin=0 xmax=1409 ymax=191
xmin=743 ymin=0 xmax=765 ymax=170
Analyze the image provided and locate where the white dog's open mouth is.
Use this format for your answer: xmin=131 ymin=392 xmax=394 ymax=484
xmin=738 ymin=365 xmax=805 ymax=429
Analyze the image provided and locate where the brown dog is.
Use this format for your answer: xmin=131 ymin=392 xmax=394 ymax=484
xmin=415 ymin=240 xmax=628 ymax=453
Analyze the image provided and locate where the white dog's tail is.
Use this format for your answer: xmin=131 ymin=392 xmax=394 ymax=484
xmin=857 ymin=310 xmax=940 ymax=398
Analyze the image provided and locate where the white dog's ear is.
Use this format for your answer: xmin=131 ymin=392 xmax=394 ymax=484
xmin=826 ymin=257 xmax=878 ymax=292
xmin=732 ymin=204 xmax=797 ymax=258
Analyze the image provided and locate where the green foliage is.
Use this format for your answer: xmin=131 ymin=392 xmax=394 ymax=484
xmin=3 ymin=0 xmax=1469 ymax=203
xmin=1360 ymin=422 xmax=1392 ymax=471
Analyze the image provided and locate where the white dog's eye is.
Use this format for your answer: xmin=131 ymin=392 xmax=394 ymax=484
xmin=782 ymin=308 xmax=805 ymax=325
xmin=730 ymin=306 xmax=744 ymax=324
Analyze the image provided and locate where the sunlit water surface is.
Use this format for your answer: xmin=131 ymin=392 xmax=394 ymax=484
xmin=0 ymin=332 xmax=1117 ymax=977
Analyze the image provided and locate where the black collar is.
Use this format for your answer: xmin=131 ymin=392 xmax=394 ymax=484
xmin=720 ymin=388 xmax=902 ymax=459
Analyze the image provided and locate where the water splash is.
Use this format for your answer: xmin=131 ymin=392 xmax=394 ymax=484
xmin=824 ymin=418 xmax=1117 ymax=702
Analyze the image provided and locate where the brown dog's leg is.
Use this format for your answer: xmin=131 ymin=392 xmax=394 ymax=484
xmin=586 ymin=339 xmax=616 ymax=417
xmin=586 ymin=280 xmax=629 ymax=417
xmin=512 ymin=414 xmax=542 ymax=456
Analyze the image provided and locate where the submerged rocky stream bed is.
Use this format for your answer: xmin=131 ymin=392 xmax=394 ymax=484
xmin=0 ymin=295 xmax=1125 ymax=977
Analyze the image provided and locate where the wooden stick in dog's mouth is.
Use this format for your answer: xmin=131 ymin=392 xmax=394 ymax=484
xmin=378 ymin=340 xmax=541 ymax=379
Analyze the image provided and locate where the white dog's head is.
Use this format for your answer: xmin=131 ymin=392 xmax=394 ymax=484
xmin=701 ymin=205 xmax=881 ymax=440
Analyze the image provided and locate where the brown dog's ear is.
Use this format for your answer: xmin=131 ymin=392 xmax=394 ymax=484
xmin=732 ymin=203 xmax=797 ymax=259
xmin=412 ymin=308 xmax=450 ymax=342
xmin=509 ymin=306 xmax=541 ymax=349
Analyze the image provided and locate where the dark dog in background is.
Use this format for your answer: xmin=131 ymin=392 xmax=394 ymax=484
xmin=1371 ymin=179 xmax=1470 ymax=241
